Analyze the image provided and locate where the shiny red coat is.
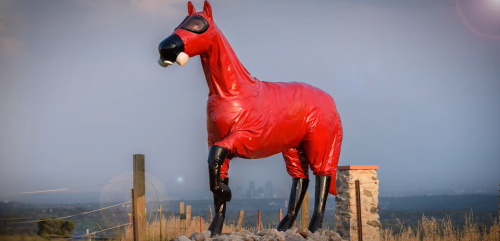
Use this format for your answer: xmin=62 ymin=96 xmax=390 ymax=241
xmin=173 ymin=1 xmax=343 ymax=195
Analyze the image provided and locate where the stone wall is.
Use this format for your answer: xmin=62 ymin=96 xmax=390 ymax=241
xmin=334 ymin=166 xmax=380 ymax=241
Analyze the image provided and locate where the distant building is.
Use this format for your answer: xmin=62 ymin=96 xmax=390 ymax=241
xmin=258 ymin=187 xmax=264 ymax=199
xmin=249 ymin=181 xmax=255 ymax=198
xmin=265 ymin=181 xmax=273 ymax=198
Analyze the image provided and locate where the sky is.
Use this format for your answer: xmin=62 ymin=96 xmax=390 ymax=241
xmin=1 ymin=0 xmax=499 ymax=203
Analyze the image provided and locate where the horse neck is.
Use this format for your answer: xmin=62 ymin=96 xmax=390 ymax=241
xmin=200 ymin=28 xmax=258 ymax=99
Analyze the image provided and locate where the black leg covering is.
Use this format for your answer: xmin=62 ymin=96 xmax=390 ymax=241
xmin=277 ymin=178 xmax=309 ymax=231
xmin=207 ymin=145 xmax=231 ymax=202
xmin=308 ymin=175 xmax=331 ymax=233
xmin=208 ymin=178 xmax=229 ymax=235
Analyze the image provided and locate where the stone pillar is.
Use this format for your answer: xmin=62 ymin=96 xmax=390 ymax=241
xmin=335 ymin=165 xmax=380 ymax=241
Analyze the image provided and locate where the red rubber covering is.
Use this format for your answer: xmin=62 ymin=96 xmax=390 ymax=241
xmin=172 ymin=1 xmax=343 ymax=195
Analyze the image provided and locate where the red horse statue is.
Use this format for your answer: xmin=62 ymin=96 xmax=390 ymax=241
xmin=158 ymin=1 xmax=343 ymax=234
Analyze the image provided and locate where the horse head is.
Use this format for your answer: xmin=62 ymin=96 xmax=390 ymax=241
xmin=158 ymin=0 xmax=216 ymax=68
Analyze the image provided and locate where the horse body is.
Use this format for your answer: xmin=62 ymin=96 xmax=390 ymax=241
xmin=208 ymin=80 xmax=339 ymax=161
xmin=158 ymin=0 xmax=343 ymax=233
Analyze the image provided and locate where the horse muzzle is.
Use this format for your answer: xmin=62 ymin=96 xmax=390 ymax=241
xmin=158 ymin=34 xmax=189 ymax=68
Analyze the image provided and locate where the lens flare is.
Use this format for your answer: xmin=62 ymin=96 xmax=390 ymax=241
xmin=455 ymin=0 xmax=500 ymax=40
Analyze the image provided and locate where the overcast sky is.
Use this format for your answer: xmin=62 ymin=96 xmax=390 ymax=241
xmin=1 ymin=0 xmax=499 ymax=202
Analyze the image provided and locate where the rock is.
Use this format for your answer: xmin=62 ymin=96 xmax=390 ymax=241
xmin=244 ymin=235 xmax=257 ymax=241
xmin=191 ymin=232 xmax=206 ymax=241
xmin=367 ymin=220 xmax=381 ymax=227
xmin=256 ymin=229 xmax=278 ymax=236
xmin=253 ymin=229 xmax=286 ymax=241
xmin=284 ymin=229 xmax=297 ymax=238
xmin=285 ymin=236 xmax=305 ymax=241
xmin=276 ymin=233 xmax=286 ymax=241
xmin=172 ymin=235 xmax=191 ymax=241
xmin=363 ymin=190 xmax=373 ymax=197
xmin=296 ymin=228 xmax=310 ymax=239
xmin=234 ymin=230 xmax=253 ymax=238
xmin=202 ymin=230 xmax=212 ymax=239
xmin=308 ymin=230 xmax=329 ymax=241
xmin=327 ymin=233 xmax=343 ymax=241
xmin=310 ymin=235 xmax=328 ymax=241
xmin=225 ymin=235 xmax=245 ymax=241
xmin=323 ymin=230 xmax=336 ymax=237
xmin=173 ymin=229 xmax=343 ymax=241
xmin=211 ymin=236 xmax=226 ymax=241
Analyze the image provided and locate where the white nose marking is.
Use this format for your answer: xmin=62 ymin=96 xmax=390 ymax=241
xmin=176 ymin=52 xmax=189 ymax=66
xmin=158 ymin=57 xmax=172 ymax=67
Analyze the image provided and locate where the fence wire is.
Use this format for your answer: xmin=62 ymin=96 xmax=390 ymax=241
xmin=65 ymin=223 xmax=129 ymax=240
xmin=11 ymin=180 xmax=131 ymax=195
xmin=10 ymin=201 xmax=132 ymax=224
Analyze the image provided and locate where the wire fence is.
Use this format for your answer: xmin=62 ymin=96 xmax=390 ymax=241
xmin=3 ymin=179 xmax=499 ymax=240
xmin=65 ymin=223 xmax=129 ymax=240
xmin=11 ymin=180 xmax=131 ymax=195
xmin=11 ymin=201 xmax=132 ymax=224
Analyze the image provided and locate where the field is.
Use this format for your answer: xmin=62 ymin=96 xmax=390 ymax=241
xmin=91 ymin=212 xmax=500 ymax=241
xmin=1 ymin=213 xmax=499 ymax=240
xmin=1 ymin=195 xmax=499 ymax=240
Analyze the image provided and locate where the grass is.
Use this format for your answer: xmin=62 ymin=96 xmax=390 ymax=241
xmin=0 ymin=234 xmax=66 ymax=241
xmin=380 ymin=212 xmax=500 ymax=241
xmin=106 ymin=212 xmax=500 ymax=241
xmin=3 ymin=212 xmax=498 ymax=240
xmin=116 ymin=215 xmax=252 ymax=241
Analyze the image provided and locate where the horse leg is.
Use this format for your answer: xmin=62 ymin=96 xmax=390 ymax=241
xmin=208 ymin=177 xmax=229 ymax=234
xmin=302 ymin=116 xmax=343 ymax=232
xmin=308 ymin=175 xmax=331 ymax=232
xmin=206 ymin=132 xmax=254 ymax=233
xmin=207 ymin=145 xmax=232 ymax=202
xmin=206 ymin=145 xmax=232 ymax=234
xmin=277 ymin=148 xmax=310 ymax=231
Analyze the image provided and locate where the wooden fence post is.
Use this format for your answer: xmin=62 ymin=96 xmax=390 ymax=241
xmin=131 ymin=190 xmax=136 ymax=241
xmin=257 ymin=210 xmax=261 ymax=231
xmin=209 ymin=207 xmax=213 ymax=222
xmin=128 ymin=213 xmax=131 ymax=234
xmin=300 ymin=191 xmax=309 ymax=228
xmin=179 ymin=202 xmax=185 ymax=235
xmin=200 ymin=217 xmax=203 ymax=233
xmin=133 ymin=154 xmax=146 ymax=241
xmin=237 ymin=210 xmax=244 ymax=231
xmin=186 ymin=205 xmax=192 ymax=232
xmin=355 ymin=180 xmax=363 ymax=241
xmin=159 ymin=205 xmax=162 ymax=241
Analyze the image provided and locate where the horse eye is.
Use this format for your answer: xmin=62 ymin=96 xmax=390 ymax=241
xmin=179 ymin=16 xmax=208 ymax=34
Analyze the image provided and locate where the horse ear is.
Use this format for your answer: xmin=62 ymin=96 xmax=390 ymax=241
xmin=187 ymin=1 xmax=196 ymax=15
xmin=203 ymin=0 xmax=212 ymax=20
